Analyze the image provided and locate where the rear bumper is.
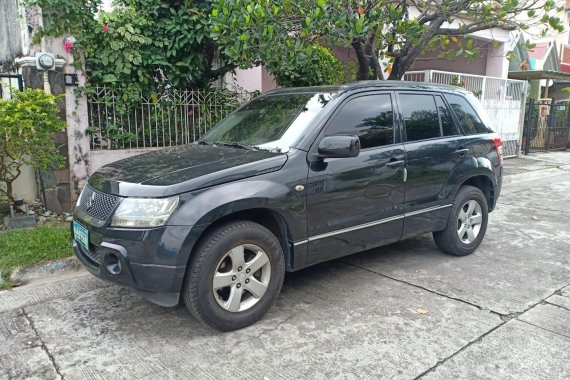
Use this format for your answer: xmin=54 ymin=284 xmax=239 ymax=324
xmin=71 ymin=222 xmax=191 ymax=307
xmin=492 ymin=168 xmax=503 ymax=211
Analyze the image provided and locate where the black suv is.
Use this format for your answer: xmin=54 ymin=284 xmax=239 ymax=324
xmin=72 ymin=81 xmax=503 ymax=330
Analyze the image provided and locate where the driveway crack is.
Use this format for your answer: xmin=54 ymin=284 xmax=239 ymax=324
xmin=517 ymin=319 xmax=570 ymax=340
xmin=412 ymin=283 xmax=570 ymax=378
xmin=22 ymin=308 xmax=64 ymax=380
xmin=544 ymin=301 xmax=570 ymax=313
xmin=412 ymin=320 xmax=508 ymax=379
xmin=342 ymin=261 xmax=497 ymax=314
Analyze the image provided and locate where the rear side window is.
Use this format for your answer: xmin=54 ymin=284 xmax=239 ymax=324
xmin=435 ymin=96 xmax=458 ymax=136
xmin=325 ymin=94 xmax=394 ymax=149
xmin=444 ymin=94 xmax=493 ymax=135
xmin=399 ymin=94 xmax=441 ymax=142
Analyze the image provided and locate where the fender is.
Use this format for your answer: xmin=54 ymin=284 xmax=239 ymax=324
xmin=444 ymin=156 xmax=498 ymax=202
xmin=168 ymin=178 xmax=307 ymax=268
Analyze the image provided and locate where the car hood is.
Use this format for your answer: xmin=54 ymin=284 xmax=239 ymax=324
xmin=88 ymin=144 xmax=287 ymax=197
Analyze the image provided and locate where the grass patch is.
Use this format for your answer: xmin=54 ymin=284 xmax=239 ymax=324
xmin=0 ymin=224 xmax=73 ymax=288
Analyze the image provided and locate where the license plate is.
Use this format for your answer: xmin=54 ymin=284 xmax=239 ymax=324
xmin=73 ymin=220 xmax=89 ymax=251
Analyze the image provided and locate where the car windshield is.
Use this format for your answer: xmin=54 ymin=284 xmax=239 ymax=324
xmin=200 ymin=92 xmax=337 ymax=153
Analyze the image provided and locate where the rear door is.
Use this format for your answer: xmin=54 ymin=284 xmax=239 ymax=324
xmin=304 ymin=92 xmax=406 ymax=266
xmin=397 ymin=92 xmax=463 ymax=239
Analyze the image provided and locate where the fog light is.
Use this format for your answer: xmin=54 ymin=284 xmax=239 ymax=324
xmin=105 ymin=253 xmax=122 ymax=275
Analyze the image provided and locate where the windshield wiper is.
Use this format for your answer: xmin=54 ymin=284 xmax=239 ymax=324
xmin=215 ymin=141 xmax=258 ymax=151
xmin=196 ymin=140 xmax=214 ymax=146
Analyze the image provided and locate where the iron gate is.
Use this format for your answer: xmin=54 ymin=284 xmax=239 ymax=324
xmin=0 ymin=73 xmax=23 ymax=99
xmin=523 ymin=99 xmax=570 ymax=154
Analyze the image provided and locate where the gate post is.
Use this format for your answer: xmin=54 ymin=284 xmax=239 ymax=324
xmin=524 ymin=98 xmax=534 ymax=155
xmin=516 ymin=81 xmax=528 ymax=156
xmin=545 ymin=98 xmax=555 ymax=151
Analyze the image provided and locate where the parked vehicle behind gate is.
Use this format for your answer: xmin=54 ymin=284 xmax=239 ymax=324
xmin=72 ymin=81 xmax=503 ymax=331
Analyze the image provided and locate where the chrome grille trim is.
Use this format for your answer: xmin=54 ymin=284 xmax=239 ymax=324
xmin=78 ymin=186 xmax=121 ymax=222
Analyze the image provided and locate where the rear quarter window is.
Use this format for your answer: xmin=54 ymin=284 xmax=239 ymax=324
xmin=444 ymin=93 xmax=494 ymax=135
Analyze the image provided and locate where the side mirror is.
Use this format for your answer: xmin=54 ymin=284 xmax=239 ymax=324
xmin=317 ymin=135 xmax=360 ymax=159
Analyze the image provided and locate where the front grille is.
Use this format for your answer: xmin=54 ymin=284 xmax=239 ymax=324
xmin=78 ymin=186 xmax=121 ymax=221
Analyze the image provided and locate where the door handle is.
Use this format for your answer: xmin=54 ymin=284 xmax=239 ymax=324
xmin=386 ymin=159 xmax=405 ymax=168
xmin=455 ymin=148 xmax=469 ymax=156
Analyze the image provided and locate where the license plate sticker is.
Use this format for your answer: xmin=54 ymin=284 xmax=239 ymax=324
xmin=73 ymin=220 xmax=89 ymax=251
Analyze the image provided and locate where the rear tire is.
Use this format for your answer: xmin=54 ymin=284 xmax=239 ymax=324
xmin=433 ymin=185 xmax=489 ymax=256
xmin=182 ymin=220 xmax=285 ymax=331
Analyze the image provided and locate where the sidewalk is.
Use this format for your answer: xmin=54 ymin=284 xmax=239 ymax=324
xmin=502 ymin=150 xmax=570 ymax=184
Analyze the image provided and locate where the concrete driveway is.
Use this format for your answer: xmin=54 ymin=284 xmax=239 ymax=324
xmin=1 ymin=152 xmax=569 ymax=380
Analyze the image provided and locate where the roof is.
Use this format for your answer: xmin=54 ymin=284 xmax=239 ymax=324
xmin=528 ymin=42 xmax=551 ymax=60
xmin=508 ymin=70 xmax=570 ymax=81
xmin=267 ymin=81 xmax=470 ymax=95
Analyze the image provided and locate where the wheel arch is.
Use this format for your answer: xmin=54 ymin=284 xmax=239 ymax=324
xmin=446 ymin=155 xmax=498 ymax=212
xmin=180 ymin=204 xmax=299 ymax=276
xmin=457 ymin=174 xmax=496 ymax=211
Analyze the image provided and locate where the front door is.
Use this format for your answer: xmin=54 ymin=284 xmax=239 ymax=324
xmin=304 ymin=92 xmax=406 ymax=266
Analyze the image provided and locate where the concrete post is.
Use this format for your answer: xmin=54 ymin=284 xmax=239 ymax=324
xmin=49 ymin=36 xmax=90 ymax=203
xmin=64 ymin=55 xmax=90 ymax=203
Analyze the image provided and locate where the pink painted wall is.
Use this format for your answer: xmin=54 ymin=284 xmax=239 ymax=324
xmin=410 ymin=48 xmax=488 ymax=76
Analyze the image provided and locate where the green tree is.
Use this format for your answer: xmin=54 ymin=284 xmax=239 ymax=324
xmin=29 ymin=0 xmax=237 ymax=98
xmin=267 ymin=45 xmax=343 ymax=87
xmin=84 ymin=0 xmax=236 ymax=94
xmin=211 ymin=0 xmax=564 ymax=81
xmin=0 ymin=89 xmax=66 ymax=202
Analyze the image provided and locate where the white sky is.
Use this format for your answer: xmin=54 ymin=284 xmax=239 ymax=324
xmin=101 ymin=0 xmax=112 ymax=12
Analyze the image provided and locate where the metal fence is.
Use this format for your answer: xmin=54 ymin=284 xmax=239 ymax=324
xmin=0 ymin=73 xmax=24 ymax=99
xmin=403 ymin=70 xmax=527 ymax=157
xmin=87 ymin=87 xmax=252 ymax=150
xmin=523 ymin=99 xmax=570 ymax=154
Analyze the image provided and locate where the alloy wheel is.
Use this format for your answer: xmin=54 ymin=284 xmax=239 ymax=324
xmin=456 ymin=199 xmax=483 ymax=244
xmin=212 ymin=244 xmax=272 ymax=312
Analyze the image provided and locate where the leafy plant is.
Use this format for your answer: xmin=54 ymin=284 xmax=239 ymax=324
xmin=449 ymin=76 xmax=465 ymax=88
xmin=80 ymin=0 xmax=236 ymax=97
xmin=267 ymin=45 xmax=343 ymax=87
xmin=0 ymin=89 xmax=66 ymax=202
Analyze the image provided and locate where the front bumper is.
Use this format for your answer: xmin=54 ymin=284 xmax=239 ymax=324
xmin=71 ymin=221 xmax=192 ymax=307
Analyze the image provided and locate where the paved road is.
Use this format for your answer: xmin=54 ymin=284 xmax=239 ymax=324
xmin=1 ymin=152 xmax=570 ymax=380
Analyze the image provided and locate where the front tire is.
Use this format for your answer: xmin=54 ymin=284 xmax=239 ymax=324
xmin=182 ymin=220 xmax=285 ymax=331
xmin=433 ymin=185 xmax=489 ymax=256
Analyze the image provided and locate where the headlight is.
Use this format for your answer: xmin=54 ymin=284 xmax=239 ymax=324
xmin=111 ymin=196 xmax=179 ymax=228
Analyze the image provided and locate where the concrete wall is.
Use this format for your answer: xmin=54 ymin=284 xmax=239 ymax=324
xmin=90 ymin=148 xmax=161 ymax=174
xmin=230 ymin=67 xmax=263 ymax=93
xmin=410 ymin=50 xmax=488 ymax=76
xmin=228 ymin=66 xmax=277 ymax=93
xmin=485 ymin=43 xmax=509 ymax=78
xmin=0 ymin=162 xmax=38 ymax=202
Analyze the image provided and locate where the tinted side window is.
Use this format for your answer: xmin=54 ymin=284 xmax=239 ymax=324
xmin=445 ymin=94 xmax=492 ymax=134
xmin=435 ymin=96 xmax=457 ymax=136
xmin=400 ymin=94 xmax=441 ymax=142
xmin=325 ymin=94 xmax=394 ymax=148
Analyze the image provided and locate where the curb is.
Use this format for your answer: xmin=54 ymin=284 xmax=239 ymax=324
xmin=8 ymin=256 xmax=84 ymax=288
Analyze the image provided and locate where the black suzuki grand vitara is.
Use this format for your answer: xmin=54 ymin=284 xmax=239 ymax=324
xmin=72 ymin=81 xmax=503 ymax=330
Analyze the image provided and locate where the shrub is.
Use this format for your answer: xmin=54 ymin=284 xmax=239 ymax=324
xmin=0 ymin=89 xmax=66 ymax=202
